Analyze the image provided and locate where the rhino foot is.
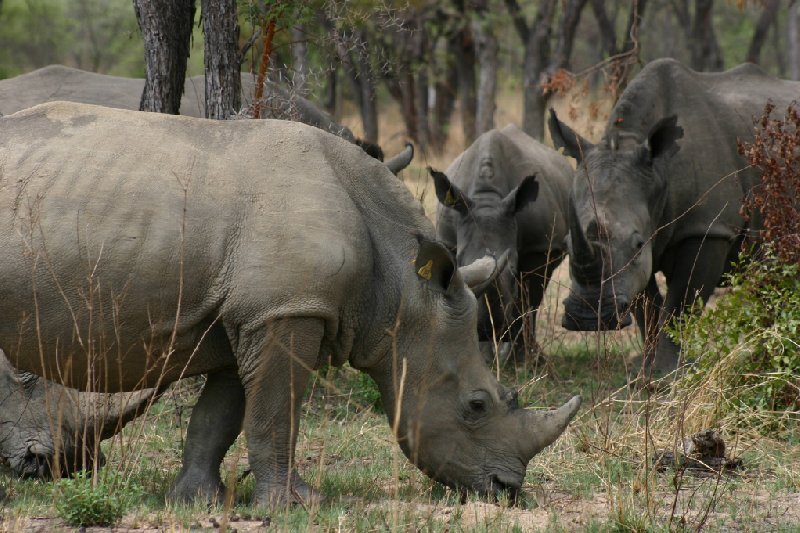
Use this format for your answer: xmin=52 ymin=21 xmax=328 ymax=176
xmin=167 ymin=467 xmax=225 ymax=504
xmin=253 ymin=471 xmax=323 ymax=509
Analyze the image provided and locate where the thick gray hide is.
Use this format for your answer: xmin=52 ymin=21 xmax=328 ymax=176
xmin=0 ymin=351 xmax=157 ymax=479
xmin=434 ymin=124 xmax=572 ymax=363
xmin=548 ymin=58 xmax=800 ymax=373
xmin=0 ymin=102 xmax=579 ymax=505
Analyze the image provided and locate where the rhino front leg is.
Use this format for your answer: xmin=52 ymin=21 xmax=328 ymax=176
xmin=516 ymin=252 xmax=562 ymax=364
xmin=169 ymin=367 xmax=245 ymax=502
xmin=238 ymin=317 xmax=323 ymax=508
xmin=655 ymin=237 xmax=731 ymax=374
xmin=633 ymin=276 xmax=665 ymax=370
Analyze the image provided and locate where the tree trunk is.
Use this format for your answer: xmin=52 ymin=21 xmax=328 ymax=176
xmin=790 ymin=1 xmax=799 ymax=80
xmin=689 ymin=0 xmax=724 ymax=71
xmin=290 ymin=25 xmax=308 ymax=95
xmin=590 ymin=0 xmax=618 ymax=56
xmin=133 ymin=0 xmax=196 ymax=114
xmin=550 ymin=0 xmax=588 ymax=71
xmin=505 ymin=0 xmax=557 ymax=139
xmin=473 ymin=2 xmax=497 ymax=136
xmin=453 ymin=21 xmax=477 ymax=146
xmin=356 ymin=30 xmax=379 ymax=143
xmin=201 ymin=0 xmax=241 ymax=119
xmin=746 ymin=0 xmax=780 ymax=65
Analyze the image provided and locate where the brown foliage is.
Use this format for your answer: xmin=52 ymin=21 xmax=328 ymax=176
xmin=737 ymin=102 xmax=800 ymax=264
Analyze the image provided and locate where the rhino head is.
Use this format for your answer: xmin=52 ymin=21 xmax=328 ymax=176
xmin=366 ymin=237 xmax=580 ymax=496
xmin=428 ymin=167 xmax=539 ymax=346
xmin=547 ymin=109 xmax=683 ymax=331
xmin=0 ymin=352 xmax=156 ymax=478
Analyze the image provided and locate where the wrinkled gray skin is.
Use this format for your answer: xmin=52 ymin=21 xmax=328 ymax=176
xmin=0 ymin=65 xmax=412 ymax=173
xmin=0 ymin=351 xmax=157 ymax=479
xmin=0 ymin=102 xmax=580 ymax=506
xmin=548 ymin=58 xmax=800 ymax=374
xmin=431 ymin=125 xmax=572 ymax=364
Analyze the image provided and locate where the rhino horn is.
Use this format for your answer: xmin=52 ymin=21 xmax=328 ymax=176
xmin=385 ymin=142 xmax=414 ymax=174
xmin=79 ymin=388 xmax=160 ymax=441
xmin=568 ymin=201 xmax=603 ymax=284
xmin=458 ymin=249 xmax=510 ymax=297
xmin=519 ymin=395 xmax=581 ymax=461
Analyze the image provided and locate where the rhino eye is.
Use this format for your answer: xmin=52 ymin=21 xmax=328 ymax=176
xmin=464 ymin=390 xmax=492 ymax=421
xmin=469 ymin=399 xmax=486 ymax=413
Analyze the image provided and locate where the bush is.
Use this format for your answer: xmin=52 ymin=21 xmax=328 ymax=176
xmin=673 ymin=249 xmax=799 ymax=416
xmin=55 ymin=471 xmax=136 ymax=527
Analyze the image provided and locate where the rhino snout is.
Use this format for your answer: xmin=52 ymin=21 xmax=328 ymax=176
xmin=562 ymin=290 xmax=633 ymax=331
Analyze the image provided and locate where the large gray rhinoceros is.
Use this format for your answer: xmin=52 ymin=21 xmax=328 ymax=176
xmin=0 ymin=102 xmax=579 ymax=505
xmin=0 ymin=351 xmax=157 ymax=479
xmin=0 ymin=65 xmax=413 ymax=173
xmin=430 ymin=124 xmax=572 ymax=364
xmin=547 ymin=58 xmax=799 ymax=374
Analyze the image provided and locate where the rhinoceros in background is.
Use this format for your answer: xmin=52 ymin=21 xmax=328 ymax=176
xmin=0 ymin=102 xmax=579 ymax=505
xmin=0 ymin=65 xmax=413 ymax=173
xmin=430 ymin=124 xmax=572 ymax=364
xmin=0 ymin=351 xmax=157 ymax=479
xmin=548 ymin=58 xmax=800 ymax=374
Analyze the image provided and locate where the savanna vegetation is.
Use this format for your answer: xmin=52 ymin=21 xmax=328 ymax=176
xmin=0 ymin=0 xmax=798 ymax=531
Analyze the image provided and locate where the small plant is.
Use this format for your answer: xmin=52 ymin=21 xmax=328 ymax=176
xmin=55 ymin=471 xmax=134 ymax=527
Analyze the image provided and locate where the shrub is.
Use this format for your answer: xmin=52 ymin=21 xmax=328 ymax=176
xmin=673 ymin=249 xmax=799 ymax=416
xmin=55 ymin=471 xmax=136 ymax=527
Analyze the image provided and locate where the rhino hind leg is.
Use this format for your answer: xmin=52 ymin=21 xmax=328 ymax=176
xmin=238 ymin=317 xmax=324 ymax=508
xmin=169 ymin=368 xmax=245 ymax=503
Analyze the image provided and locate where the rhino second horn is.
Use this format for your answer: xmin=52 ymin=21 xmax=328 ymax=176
xmin=458 ymin=249 xmax=510 ymax=296
xmin=521 ymin=395 xmax=581 ymax=461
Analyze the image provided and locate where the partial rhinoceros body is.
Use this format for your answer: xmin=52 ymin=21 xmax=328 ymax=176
xmin=548 ymin=58 xmax=800 ymax=373
xmin=0 ymin=66 xmax=411 ymax=172
xmin=0 ymin=351 xmax=157 ymax=479
xmin=431 ymin=124 xmax=572 ymax=363
xmin=0 ymin=102 xmax=578 ymax=504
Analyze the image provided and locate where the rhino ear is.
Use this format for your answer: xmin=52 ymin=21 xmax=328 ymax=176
xmin=646 ymin=115 xmax=683 ymax=163
xmin=548 ymin=108 xmax=593 ymax=162
xmin=502 ymin=174 xmax=539 ymax=216
xmin=429 ymin=167 xmax=472 ymax=215
xmin=414 ymin=235 xmax=456 ymax=291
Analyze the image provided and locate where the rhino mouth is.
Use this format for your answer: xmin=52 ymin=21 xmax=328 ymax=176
xmin=562 ymin=291 xmax=633 ymax=331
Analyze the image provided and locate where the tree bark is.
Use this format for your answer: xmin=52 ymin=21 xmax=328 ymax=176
xmin=746 ymin=0 xmax=780 ymax=65
xmin=291 ymin=25 xmax=309 ymax=95
xmin=201 ymin=0 xmax=241 ymax=119
xmin=473 ymin=1 xmax=497 ymax=136
xmin=550 ymin=0 xmax=588 ymax=72
xmin=688 ymin=0 xmax=724 ymax=71
xmin=590 ymin=0 xmax=618 ymax=56
xmin=790 ymin=1 xmax=799 ymax=80
xmin=506 ymin=0 xmax=557 ymax=140
xmin=133 ymin=0 xmax=196 ymax=114
xmin=453 ymin=15 xmax=477 ymax=146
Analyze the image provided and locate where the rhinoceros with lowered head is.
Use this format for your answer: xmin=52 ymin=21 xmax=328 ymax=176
xmin=430 ymin=124 xmax=572 ymax=364
xmin=0 ymin=351 xmax=157 ymax=479
xmin=0 ymin=65 xmax=413 ymax=173
xmin=0 ymin=102 xmax=579 ymax=505
xmin=548 ymin=58 xmax=799 ymax=374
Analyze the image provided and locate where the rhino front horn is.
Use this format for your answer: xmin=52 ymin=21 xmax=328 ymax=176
xmin=521 ymin=395 xmax=581 ymax=460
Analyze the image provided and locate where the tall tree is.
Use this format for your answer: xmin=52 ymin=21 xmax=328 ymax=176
xmin=133 ymin=0 xmax=196 ymax=114
xmin=672 ymin=0 xmax=724 ymax=71
xmin=473 ymin=0 xmax=498 ymax=136
xmin=505 ymin=0 xmax=557 ymax=139
xmin=746 ymin=0 xmax=780 ymax=65
xmin=453 ymin=0 xmax=477 ymax=145
xmin=790 ymin=1 xmax=799 ymax=80
xmin=201 ymin=0 xmax=241 ymax=119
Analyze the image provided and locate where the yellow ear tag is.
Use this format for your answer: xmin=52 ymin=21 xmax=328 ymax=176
xmin=445 ymin=190 xmax=456 ymax=207
xmin=417 ymin=259 xmax=433 ymax=280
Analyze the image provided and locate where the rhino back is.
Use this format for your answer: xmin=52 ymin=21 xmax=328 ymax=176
xmin=607 ymin=58 xmax=800 ymax=245
xmin=0 ymin=102 xmax=397 ymax=390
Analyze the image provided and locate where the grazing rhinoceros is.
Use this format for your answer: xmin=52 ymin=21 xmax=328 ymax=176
xmin=0 ymin=102 xmax=579 ymax=505
xmin=0 ymin=65 xmax=413 ymax=173
xmin=430 ymin=124 xmax=572 ymax=364
xmin=547 ymin=58 xmax=799 ymax=374
xmin=0 ymin=351 xmax=157 ymax=479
